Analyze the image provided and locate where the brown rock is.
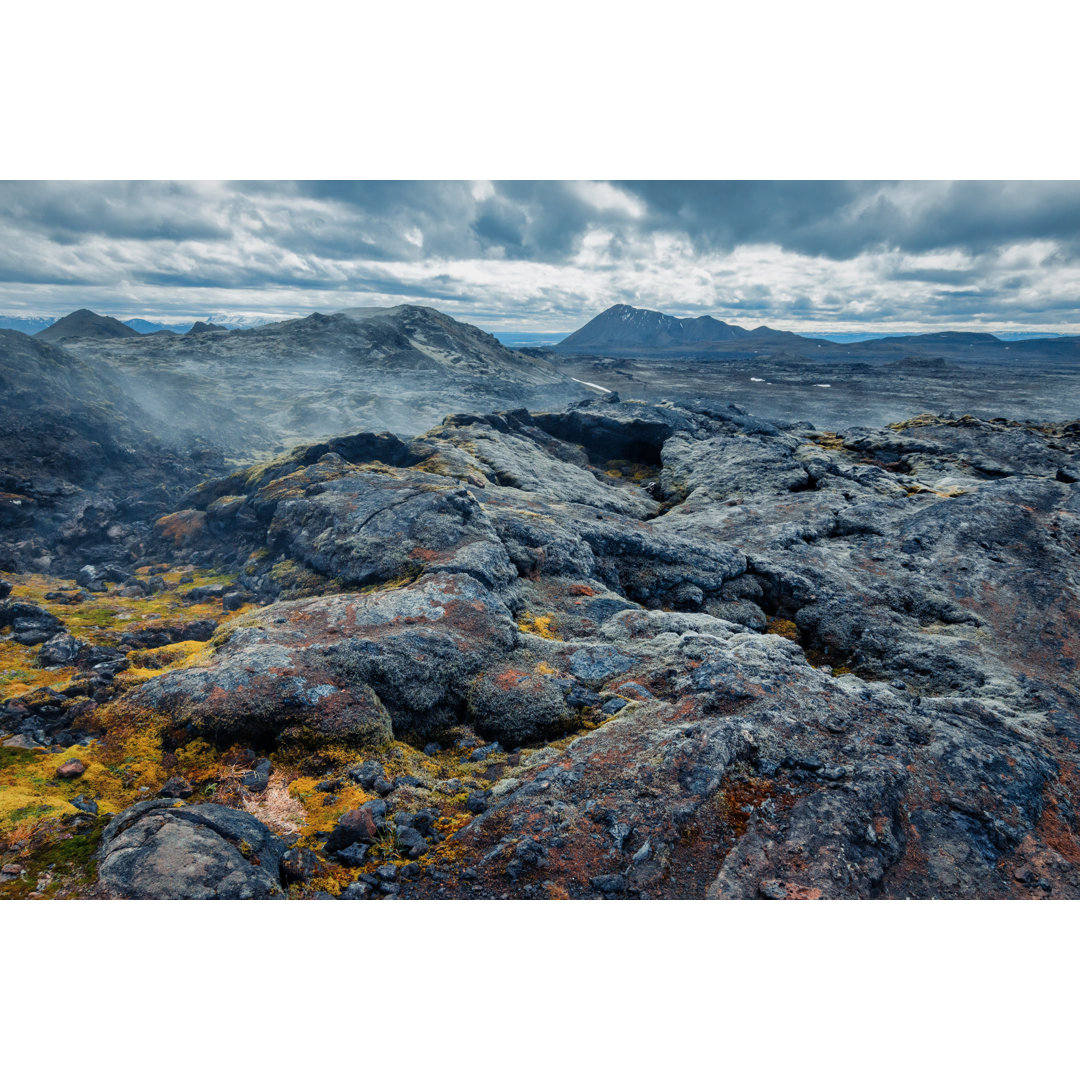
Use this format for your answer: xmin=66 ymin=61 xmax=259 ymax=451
xmin=56 ymin=758 xmax=87 ymax=779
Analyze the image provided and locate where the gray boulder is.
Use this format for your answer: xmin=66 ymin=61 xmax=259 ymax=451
xmin=97 ymin=800 xmax=285 ymax=899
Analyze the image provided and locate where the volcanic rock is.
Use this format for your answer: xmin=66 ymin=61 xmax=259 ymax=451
xmin=97 ymin=800 xmax=285 ymax=900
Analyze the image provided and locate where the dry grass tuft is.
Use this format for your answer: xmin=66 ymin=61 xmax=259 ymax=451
xmin=240 ymin=774 xmax=306 ymax=834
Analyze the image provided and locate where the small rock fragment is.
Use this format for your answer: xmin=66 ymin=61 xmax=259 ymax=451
xmin=157 ymin=775 xmax=194 ymax=799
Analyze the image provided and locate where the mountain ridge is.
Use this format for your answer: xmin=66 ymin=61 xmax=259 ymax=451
xmin=553 ymin=303 xmax=1080 ymax=359
xmin=49 ymin=303 xmax=584 ymax=453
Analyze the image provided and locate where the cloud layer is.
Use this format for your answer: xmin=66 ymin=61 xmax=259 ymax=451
xmin=1 ymin=180 xmax=1078 ymax=332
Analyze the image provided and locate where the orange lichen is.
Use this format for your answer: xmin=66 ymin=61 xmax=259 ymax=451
xmin=492 ymin=668 xmax=530 ymax=690
xmin=154 ymin=510 xmax=208 ymax=545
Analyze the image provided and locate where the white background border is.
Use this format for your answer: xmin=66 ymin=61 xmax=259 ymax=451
xmin=3 ymin=2 xmax=1078 ymax=1074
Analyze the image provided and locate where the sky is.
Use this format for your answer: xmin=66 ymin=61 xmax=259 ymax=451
xmin=2 ymin=180 xmax=1080 ymax=335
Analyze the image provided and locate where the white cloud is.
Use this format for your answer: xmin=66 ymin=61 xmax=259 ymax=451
xmin=2 ymin=181 xmax=1080 ymax=334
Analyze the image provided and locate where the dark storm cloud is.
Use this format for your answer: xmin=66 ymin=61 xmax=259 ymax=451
xmin=5 ymin=179 xmax=1080 ymax=268
xmin=1 ymin=180 xmax=1080 ymax=330
xmin=619 ymin=180 xmax=1080 ymax=260
xmin=0 ymin=180 xmax=232 ymax=244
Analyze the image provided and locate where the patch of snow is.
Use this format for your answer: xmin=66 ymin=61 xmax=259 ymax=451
xmin=814 ymin=383 xmax=832 ymax=388
xmin=750 ymin=377 xmax=765 ymax=382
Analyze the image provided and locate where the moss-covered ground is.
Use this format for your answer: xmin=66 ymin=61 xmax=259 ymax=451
xmin=1 ymin=561 xmax=611 ymax=898
xmin=0 ymin=566 xmax=258 ymax=895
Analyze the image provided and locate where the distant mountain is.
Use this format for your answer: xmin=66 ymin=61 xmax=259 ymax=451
xmin=554 ymin=304 xmax=814 ymax=356
xmin=125 ymin=318 xmax=198 ymax=335
xmin=36 ymin=308 xmax=141 ymax=343
xmin=874 ymin=330 xmax=1003 ymax=345
xmin=57 ymin=304 xmax=584 ymax=451
xmin=557 ymin=304 xmax=749 ymax=352
xmin=553 ymin=305 xmax=1080 ymax=365
xmin=186 ymin=321 xmax=227 ymax=334
xmin=205 ymin=313 xmax=275 ymax=330
xmin=0 ymin=315 xmax=56 ymax=335
xmin=995 ymin=332 xmax=1067 ymax=341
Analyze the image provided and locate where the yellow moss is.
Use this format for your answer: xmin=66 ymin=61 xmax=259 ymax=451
xmin=5 ymin=568 xmax=246 ymax=648
xmin=764 ymin=617 xmax=800 ymax=641
xmin=129 ymin=638 xmax=212 ymax=670
xmin=517 ymin=611 xmax=559 ymax=640
xmin=112 ymin=639 xmax=215 ymax=692
xmin=534 ymin=660 xmax=558 ymax=676
xmin=889 ymin=413 xmax=940 ymax=431
xmin=809 ymin=432 xmax=847 ymax=451
xmin=0 ymin=716 xmax=170 ymax=839
xmin=289 ymin=775 xmax=373 ymax=843
xmin=602 ymin=459 xmax=657 ymax=483
xmin=173 ymin=738 xmax=222 ymax=782
xmin=357 ymin=566 xmax=424 ymax=594
xmin=0 ymin=641 xmax=77 ymax=701
xmin=413 ymin=457 xmax=452 ymax=477
xmin=307 ymin=871 xmax=349 ymax=897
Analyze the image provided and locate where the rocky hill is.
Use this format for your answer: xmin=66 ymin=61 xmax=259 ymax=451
xmin=0 ymin=330 xmax=218 ymax=576
xmin=60 ymin=304 xmax=584 ymax=454
xmin=3 ymin=392 xmax=1079 ymax=900
xmin=35 ymin=309 xmax=141 ymax=343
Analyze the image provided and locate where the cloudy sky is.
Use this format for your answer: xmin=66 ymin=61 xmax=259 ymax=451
xmin=2 ymin=180 xmax=1079 ymax=334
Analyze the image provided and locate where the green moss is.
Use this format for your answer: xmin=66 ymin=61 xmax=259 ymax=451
xmin=0 ymin=747 xmax=38 ymax=770
xmin=6 ymin=568 xmax=248 ymax=648
xmin=268 ymin=559 xmax=333 ymax=598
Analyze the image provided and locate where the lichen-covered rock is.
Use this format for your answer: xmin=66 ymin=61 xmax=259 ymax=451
xmin=97 ymin=800 xmax=285 ymax=899
xmin=262 ymin=464 xmax=517 ymax=593
xmin=468 ymin=666 xmax=577 ymax=744
xmin=128 ymin=571 xmax=516 ymax=744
